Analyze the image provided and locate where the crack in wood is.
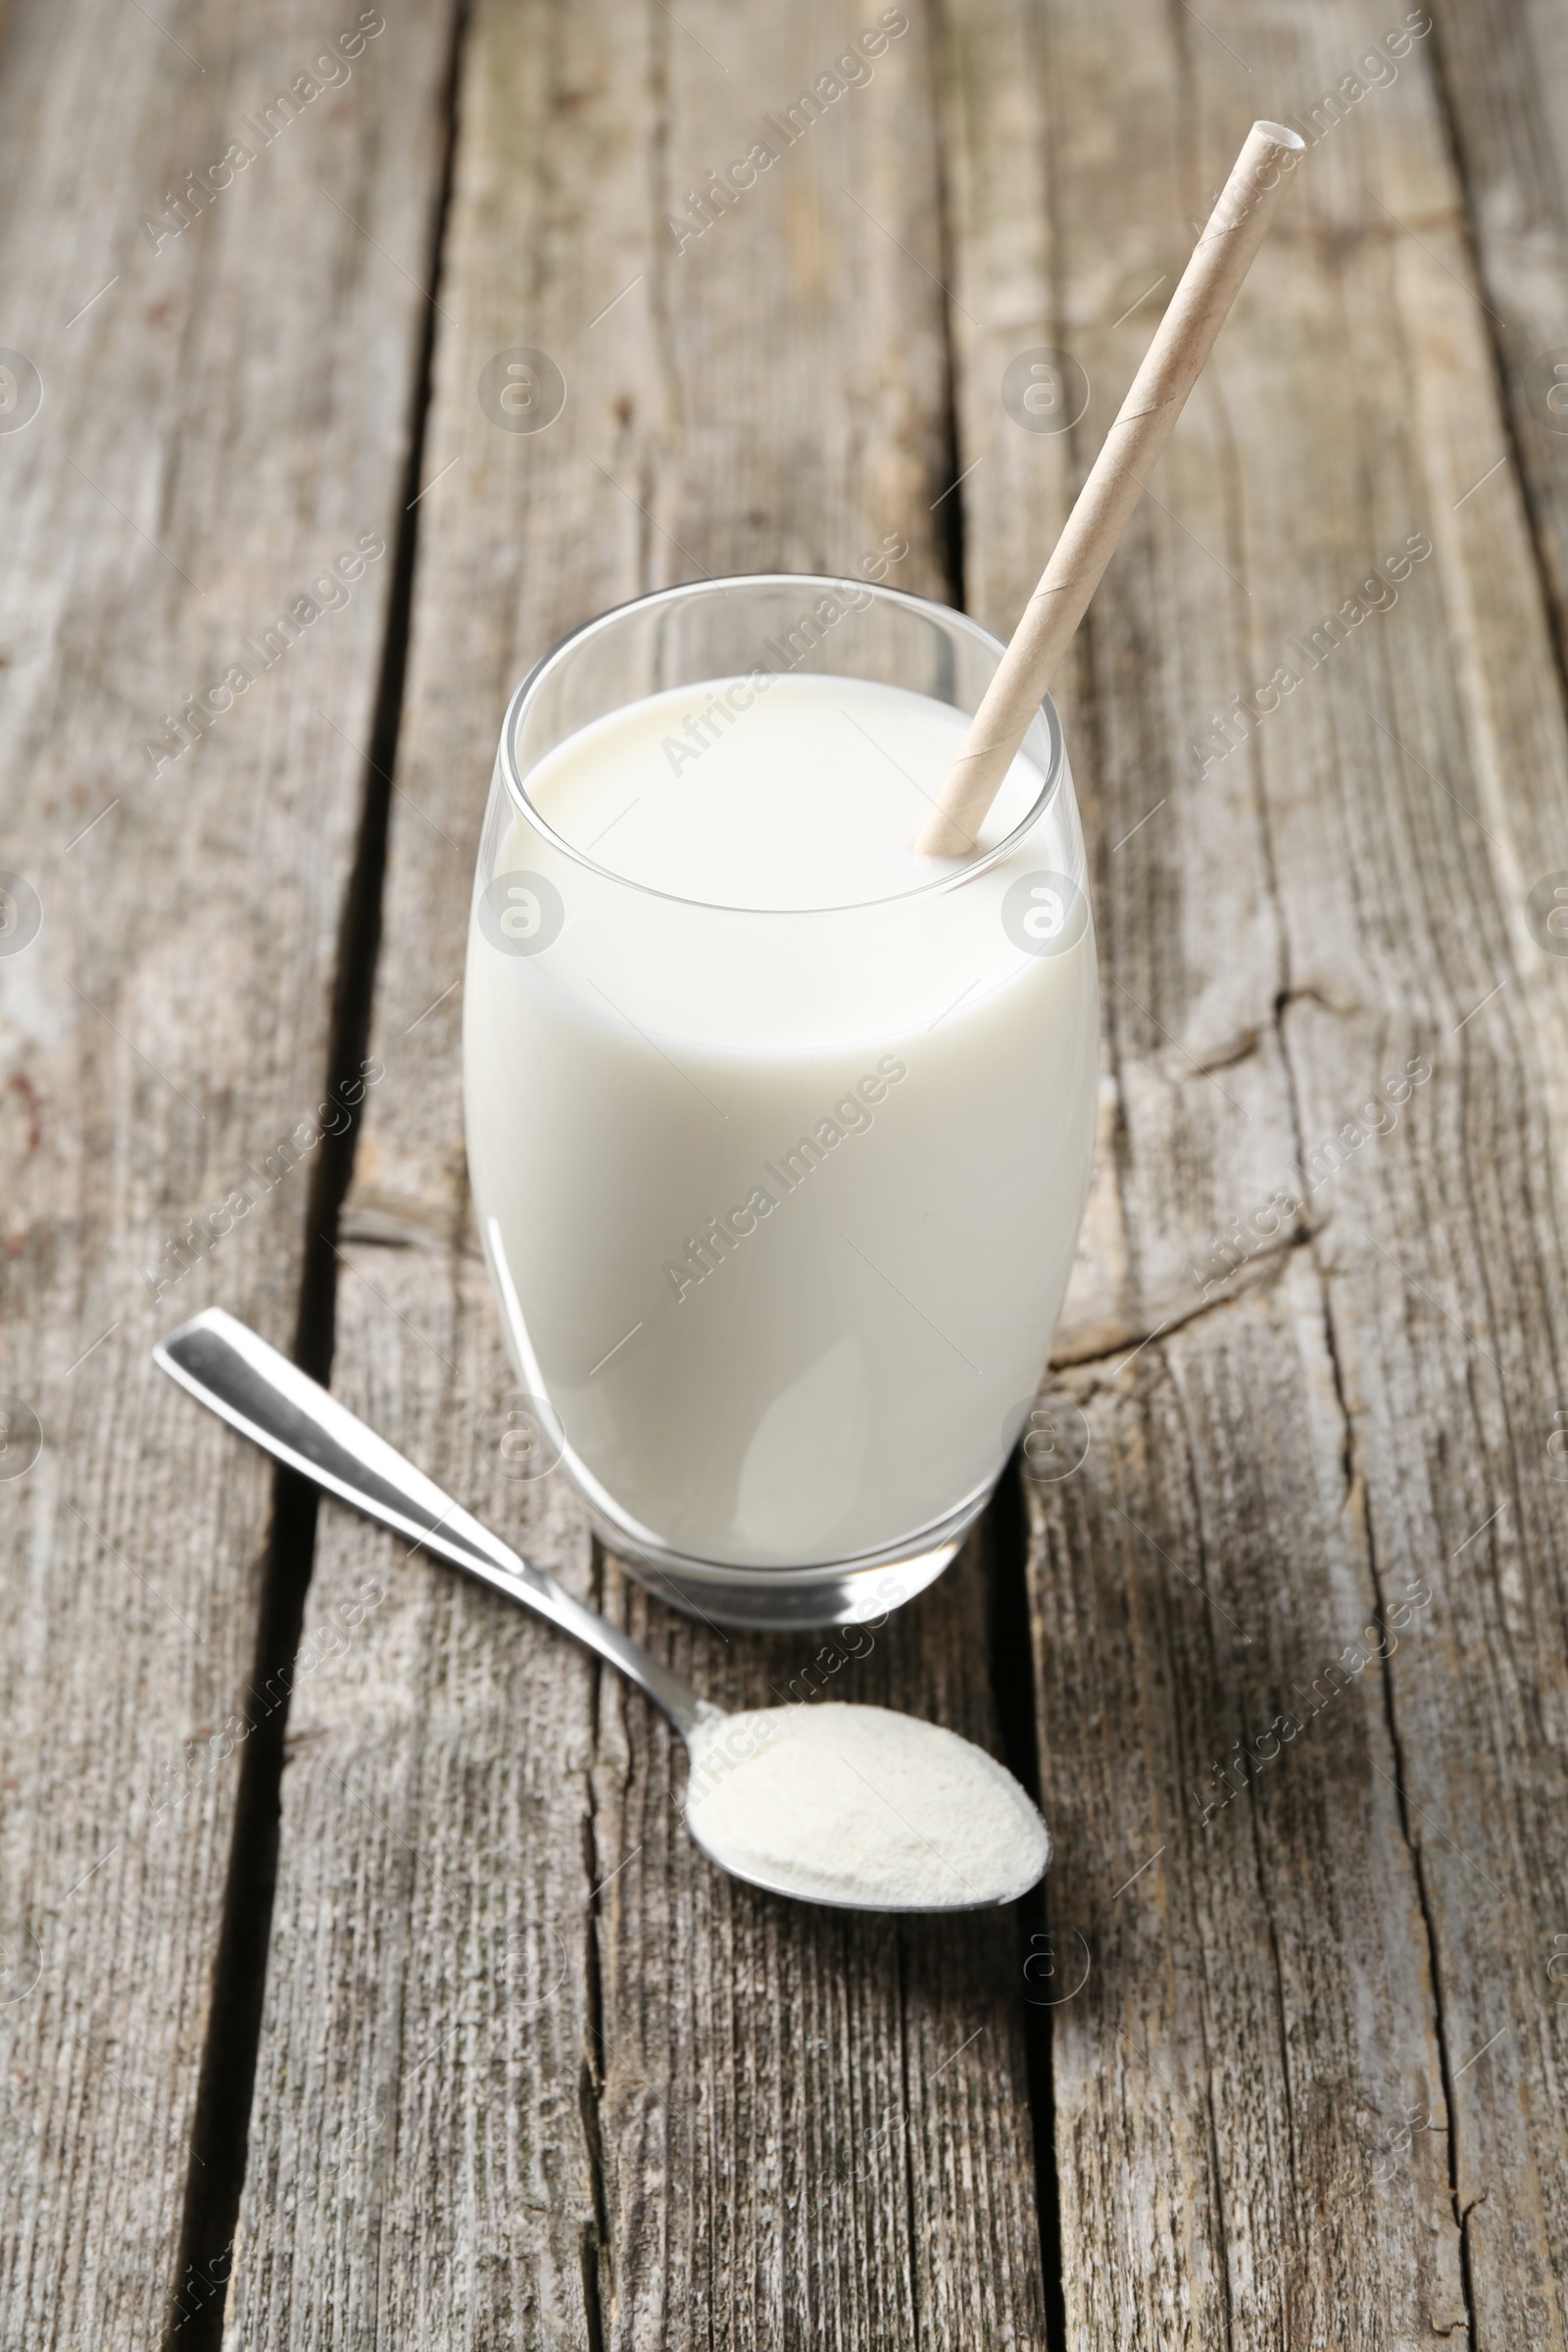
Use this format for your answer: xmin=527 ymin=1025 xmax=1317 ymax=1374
xmin=1051 ymin=1224 xmax=1314 ymax=1377
xmin=1312 ymin=1190 xmax=1473 ymax=2343
xmin=983 ymin=1471 xmax=1068 ymax=2351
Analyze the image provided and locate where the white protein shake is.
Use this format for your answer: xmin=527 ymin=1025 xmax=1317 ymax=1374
xmin=464 ymin=669 xmax=1098 ymax=1573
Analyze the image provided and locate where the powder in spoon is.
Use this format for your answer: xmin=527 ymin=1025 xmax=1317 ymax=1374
xmin=684 ymin=1702 xmax=1050 ymax=1910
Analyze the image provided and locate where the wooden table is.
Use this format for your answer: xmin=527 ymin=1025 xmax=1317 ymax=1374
xmin=4 ymin=1 xmax=1568 ymax=2343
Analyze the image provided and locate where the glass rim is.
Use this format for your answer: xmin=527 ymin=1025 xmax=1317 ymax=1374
xmin=496 ymin=571 xmax=1067 ymax=915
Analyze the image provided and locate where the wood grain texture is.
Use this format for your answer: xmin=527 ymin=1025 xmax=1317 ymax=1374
xmin=1030 ymin=1257 xmax=1465 ymax=2347
xmin=1428 ymin=0 xmax=1568 ymax=673
xmin=0 ymin=1 xmax=455 ymax=2344
xmin=225 ymin=1286 xmax=605 ymax=2346
xmin=229 ymin=1 xmax=1050 ymax=2346
xmin=941 ymin=0 xmax=1568 ymax=2340
xmin=10 ymin=0 xmax=1563 ymax=2341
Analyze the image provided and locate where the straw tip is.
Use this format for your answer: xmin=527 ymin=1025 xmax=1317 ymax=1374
xmin=1253 ymin=120 xmax=1307 ymax=153
xmin=912 ymin=810 xmax=979 ymax=861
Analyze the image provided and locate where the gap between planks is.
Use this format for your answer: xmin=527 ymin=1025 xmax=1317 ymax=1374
xmin=159 ymin=4 xmax=472 ymax=2342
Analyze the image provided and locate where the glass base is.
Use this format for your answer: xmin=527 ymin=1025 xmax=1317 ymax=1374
xmin=583 ymin=1477 xmax=996 ymax=1631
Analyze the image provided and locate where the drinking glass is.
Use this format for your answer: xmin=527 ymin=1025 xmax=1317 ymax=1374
xmin=464 ymin=575 xmax=1098 ymax=1628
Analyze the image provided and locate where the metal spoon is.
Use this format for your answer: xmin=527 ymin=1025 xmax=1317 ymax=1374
xmin=155 ymin=1307 xmax=1050 ymax=1912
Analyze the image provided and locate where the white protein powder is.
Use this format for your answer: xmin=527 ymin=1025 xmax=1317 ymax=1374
xmin=684 ymin=1702 xmax=1051 ymax=1909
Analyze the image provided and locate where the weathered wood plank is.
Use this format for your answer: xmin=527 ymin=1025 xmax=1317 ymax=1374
xmin=590 ymin=1550 xmax=1048 ymax=2352
xmin=1252 ymin=24 xmax=1568 ymax=2333
xmin=226 ymin=1286 xmax=605 ymax=2344
xmin=229 ymin=2 xmax=1050 ymax=2346
xmin=947 ymin=0 xmax=1568 ymax=2339
xmin=1429 ymin=0 xmax=1568 ymax=670
xmin=1029 ymin=1267 xmax=1466 ymax=2346
xmin=0 ymin=1 xmax=455 ymax=2342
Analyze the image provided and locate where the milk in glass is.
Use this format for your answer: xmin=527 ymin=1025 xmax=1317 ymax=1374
xmin=464 ymin=668 xmax=1098 ymax=1576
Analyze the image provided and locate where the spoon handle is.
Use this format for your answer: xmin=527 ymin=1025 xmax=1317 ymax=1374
xmin=155 ymin=1307 xmax=712 ymax=1740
